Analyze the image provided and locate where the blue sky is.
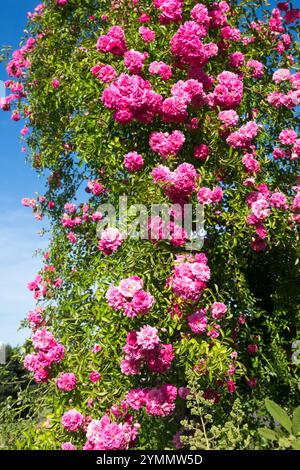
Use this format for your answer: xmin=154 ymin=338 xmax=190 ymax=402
xmin=0 ymin=1 xmax=46 ymax=346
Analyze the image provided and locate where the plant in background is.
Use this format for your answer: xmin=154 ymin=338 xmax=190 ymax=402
xmin=175 ymin=371 xmax=257 ymax=450
xmin=258 ymin=399 xmax=300 ymax=450
xmin=0 ymin=346 xmax=38 ymax=450
xmin=1 ymin=0 xmax=300 ymax=450
xmin=0 ymin=346 xmax=33 ymax=405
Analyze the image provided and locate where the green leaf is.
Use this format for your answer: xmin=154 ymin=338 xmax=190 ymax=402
xmin=292 ymin=440 xmax=300 ymax=450
xmin=258 ymin=428 xmax=278 ymax=441
xmin=292 ymin=406 xmax=300 ymax=436
xmin=265 ymin=399 xmax=292 ymax=434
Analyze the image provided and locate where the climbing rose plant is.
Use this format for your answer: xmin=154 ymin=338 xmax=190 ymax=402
xmin=2 ymin=0 xmax=300 ymax=450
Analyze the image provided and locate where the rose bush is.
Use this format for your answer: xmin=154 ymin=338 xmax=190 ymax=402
xmin=1 ymin=0 xmax=300 ymax=450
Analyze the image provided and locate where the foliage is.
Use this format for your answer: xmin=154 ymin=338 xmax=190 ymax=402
xmin=176 ymin=371 xmax=258 ymax=450
xmin=0 ymin=346 xmax=37 ymax=450
xmin=0 ymin=345 xmax=32 ymax=405
xmin=258 ymin=399 xmax=300 ymax=450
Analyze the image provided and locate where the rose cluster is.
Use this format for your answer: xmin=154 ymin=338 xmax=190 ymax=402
xmin=126 ymin=384 xmax=177 ymax=417
xmin=246 ymin=183 xmax=288 ymax=251
xmin=197 ymin=186 xmax=223 ymax=204
xmin=171 ymin=21 xmax=218 ymax=67
xmin=96 ymin=26 xmax=127 ymax=56
xmin=188 ymin=302 xmax=227 ymax=337
xmin=152 ymin=163 xmax=198 ymax=203
xmin=168 ymin=253 xmax=211 ymax=301
xmin=154 ymin=0 xmax=183 ymax=24
xmin=102 ymin=73 xmax=162 ymax=124
xmin=27 ymin=272 xmax=62 ymax=300
xmin=121 ymin=325 xmax=175 ymax=375
xmin=268 ymin=67 xmax=300 ymax=109
xmin=106 ymin=276 xmax=154 ymax=317
xmin=84 ymin=414 xmax=139 ymax=450
xmin=273 ymin=128 xmax=300 ymax=161
xmin=160 ymin=79 xmax=207 ymax=123
xmin=226 ymin=121 xmax=259 ymax=149
xmin=24 ymin=328 xmax=65 ymax=383
xmin=149 ymin=130 xmax=185 ymax=158
xmin=208 ymin=71 xmax=243 ymax=109
xmin=98 ymin=228 xmax=124 ymax=255
xmin=148 ymin=215 xmax=188 ymax=247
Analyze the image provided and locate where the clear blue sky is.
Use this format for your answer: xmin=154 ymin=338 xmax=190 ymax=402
xmin=0 ymin=1 xmax=47 ymax=346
